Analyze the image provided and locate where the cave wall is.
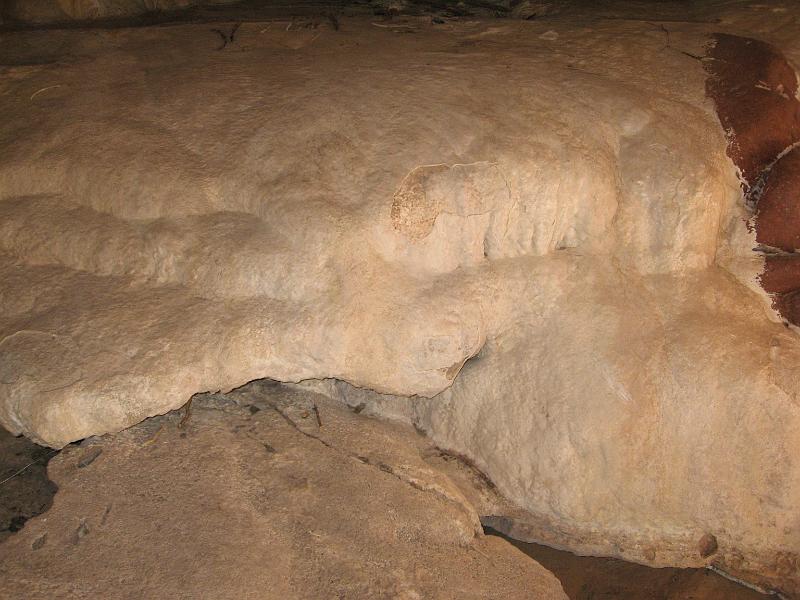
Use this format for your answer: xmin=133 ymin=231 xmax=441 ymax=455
xmin=1 ymin=0 xmax=242 ymax=24
xmin=0 ymin=5 xmax=799 ymax=596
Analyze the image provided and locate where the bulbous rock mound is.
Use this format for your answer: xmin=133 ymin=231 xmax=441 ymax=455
xmin=0 ymin=6 xmax=799 ymax=598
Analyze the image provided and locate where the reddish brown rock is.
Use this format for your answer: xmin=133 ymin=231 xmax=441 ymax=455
xmin=705 ymin=33 xmax=800 ymax=187
xmin=761 ymin=255 xmax=800 ymax=325
xmin=774 ymin=290 xmax=800 ymax=326
xmin=706 ymin=33 xmax=800 ymax=325
xmin=761 ymin=255 xmax=800 ymax=295
xmin=756 ymin=147 xmax=800 ymax=252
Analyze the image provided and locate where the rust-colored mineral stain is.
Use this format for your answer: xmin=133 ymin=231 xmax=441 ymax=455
xmin=755 ymin=147 xmax=800 ymax=252
xmin=774 ymin=290 xmax=800 ymax=326
xmin=705 ymin=33 xmax=800 ymax=325
xmin=761 ymin=255 xmax=800 ymax=294
xmin=761 ymin=254 xmax=800 ymax=325
xmin=705 ymin=34 xmax=800 ymax=187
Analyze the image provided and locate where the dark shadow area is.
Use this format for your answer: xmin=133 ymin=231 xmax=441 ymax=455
xmin=484 ymin=526 xmax=774 ymax=600
xmin=0 ymin=0 xmax=509 ymax=31
xmin=0 ymin=426 xmax=58 ymax=542
xmin=0 ymin=0 xmax=727 ymax=32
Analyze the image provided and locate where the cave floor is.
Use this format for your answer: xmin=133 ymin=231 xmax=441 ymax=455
xmin=0 ymin=382 xmax=773 ymax=599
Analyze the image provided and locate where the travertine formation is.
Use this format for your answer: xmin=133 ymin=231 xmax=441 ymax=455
xmin=0 ymin=3 xmax=799 ymax=596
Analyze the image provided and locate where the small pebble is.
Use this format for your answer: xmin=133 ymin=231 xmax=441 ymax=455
xmin=698 ymin=533 xmax=718 ymax=557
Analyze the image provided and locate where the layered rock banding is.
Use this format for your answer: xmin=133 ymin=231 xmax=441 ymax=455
xmin=0 ymin=8 xmax=799 ymax=598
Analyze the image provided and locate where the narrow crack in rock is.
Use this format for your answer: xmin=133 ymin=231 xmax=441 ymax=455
xmin=262 ymin=396 xmax=480 ymax=531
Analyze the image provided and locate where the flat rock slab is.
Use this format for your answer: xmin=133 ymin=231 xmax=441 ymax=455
xmin=0 ymin=381 xmax=566 ymax=600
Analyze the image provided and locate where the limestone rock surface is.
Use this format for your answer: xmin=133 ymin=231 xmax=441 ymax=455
xmin=0 ymin=14 xmax=743 ymax=445
xmin=0 ymin=382 xmax=568 ymax=599
xmin=1 ymin=5 xmax=800 ymax=597
xmin=322 ymin=263 xmax=800 ymax=595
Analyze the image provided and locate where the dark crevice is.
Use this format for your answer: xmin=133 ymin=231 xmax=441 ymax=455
xmin=0 ymin=0 xmax=510 ymax=32
xmin=0 ymin=426 xmax=58 ymax=543
xmin=482 ymin=525 xmax=778 ymax=600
